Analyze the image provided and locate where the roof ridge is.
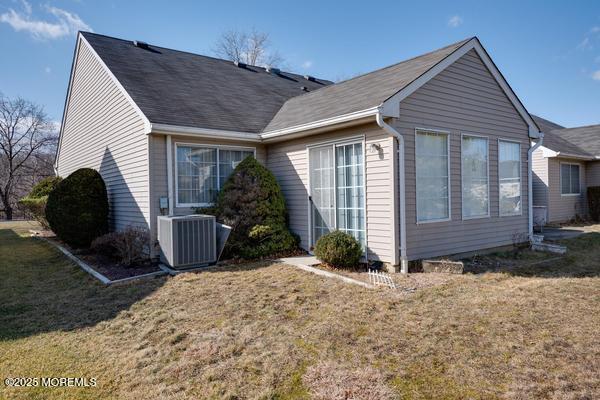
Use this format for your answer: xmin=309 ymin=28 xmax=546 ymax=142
xmin=551 ymin=123 xmax=600 ymax=132
xmin=272 ymin=36 xmax=475 ymax=104
xmin=79 ymin=31 xmax=328 ymax=83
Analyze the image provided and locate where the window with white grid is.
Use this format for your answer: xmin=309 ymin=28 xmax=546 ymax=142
xmin=176 ymin=145 xmax=253 ymax=206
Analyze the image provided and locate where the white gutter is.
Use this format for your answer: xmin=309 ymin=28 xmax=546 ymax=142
xmin=151 ymin=123 xmax=260 ymax=142
xmin=375 ymin=109 xmax=408 ymax=274
xmin=151 ymin=108 xmax=383 ymax=143
xmin=528 ymin=133 xmax=544 ymax=241
xmin=261 ymin=107 xmax=380 ymax=140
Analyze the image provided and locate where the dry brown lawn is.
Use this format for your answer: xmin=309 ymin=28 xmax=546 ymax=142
xmin=1 ymin=221 xmax=599 ymax=399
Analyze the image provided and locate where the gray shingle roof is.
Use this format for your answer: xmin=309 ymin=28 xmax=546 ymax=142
xmin=81 ymin=32 xmax=330 ymax=133
xmin=531 ymin=115 xmax=565 ymax=133
xmin=530 ymin=115 xmax=600 ymax=159
xmin=547 ymin=125 xmax=600 ymax=158
xmin=264 ymin=38 xmax=472 ymax=131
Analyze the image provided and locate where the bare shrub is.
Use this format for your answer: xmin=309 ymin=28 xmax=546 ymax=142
xmin=91 ymin=226 xmax=150 ymax=267
xmin=303 ymin=361 xmax=397 ymax=400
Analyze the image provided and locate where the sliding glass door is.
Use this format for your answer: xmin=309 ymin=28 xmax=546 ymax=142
xmin=309 ymin=140 xmax=366 ymax=249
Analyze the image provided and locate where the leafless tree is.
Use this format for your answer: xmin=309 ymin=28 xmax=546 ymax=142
xmin=214 ymin=29 xmax=284 ymax=67
xmin=0 ymin=94 xmax=57 ymax=220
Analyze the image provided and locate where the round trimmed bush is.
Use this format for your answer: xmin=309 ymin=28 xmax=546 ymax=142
xmin=314 ymin=230 xmax=363 ymax=269
xmin=200 ymin=156 xmax=298 ymax=259
xmin=46 ymin=168 xmax=109 ymax=248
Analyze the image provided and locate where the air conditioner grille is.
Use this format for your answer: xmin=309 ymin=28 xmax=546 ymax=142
xmin=158 ymin=215 xmax=217 ymax=268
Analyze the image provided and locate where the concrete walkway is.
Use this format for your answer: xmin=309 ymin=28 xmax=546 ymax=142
xmin=542 ymin=223 xmax=600 ymax=241
xmin=278 ymin=255 xmax=374 ymax=289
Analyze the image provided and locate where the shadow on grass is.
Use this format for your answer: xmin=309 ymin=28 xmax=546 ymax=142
xmin=0 ymin=228 xmax=165 ymax=341
xmin=463 ymin=232 xmax=600 ymax=278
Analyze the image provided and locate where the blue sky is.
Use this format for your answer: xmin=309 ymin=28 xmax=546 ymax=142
xmin=1 ymin=0 xmax=599 ymax=128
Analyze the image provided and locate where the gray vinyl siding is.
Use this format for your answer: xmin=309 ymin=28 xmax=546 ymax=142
xmin=586 ymin=161 xmax=600 ymax=188
xmin=547 ymin=158 xmax=587 ymax=222
xmin=56 ymin=40 xmax=149 ymax=231
xmin=148 ymin=135 xmax=266 ymax=245
xmin=265 ymin=123 xmax=394 ymax=262
xmin=392 ymin=49 xmax=530 ymax=260
xmin=532 ymin=148 xmax=549 ymax=207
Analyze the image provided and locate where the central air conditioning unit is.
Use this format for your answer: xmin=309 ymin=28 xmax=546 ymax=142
xmin=158 ymin=214 xmax=219 ymax=269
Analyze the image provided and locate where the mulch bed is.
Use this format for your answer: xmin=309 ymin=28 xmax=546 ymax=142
xmin=37 ymin=231 xmax=162 ymax=281
xmin=77 ymin=253 xmax=162 ymax=281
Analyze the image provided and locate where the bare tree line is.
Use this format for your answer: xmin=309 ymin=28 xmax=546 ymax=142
xmin=0 ymin=93 xmax=58 ymax=220
xmin=214 ymin=29 xmax=284 ymax=68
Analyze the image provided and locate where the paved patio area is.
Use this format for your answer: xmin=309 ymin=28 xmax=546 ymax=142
xmin=542 ymin=223 xmax=600 ymax=241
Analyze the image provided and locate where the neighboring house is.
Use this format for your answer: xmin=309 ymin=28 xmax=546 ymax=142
xmin=531 ymin=115 xmax=600 ymax=223
xmin=55 ymin=32 xmax=542 ymax=271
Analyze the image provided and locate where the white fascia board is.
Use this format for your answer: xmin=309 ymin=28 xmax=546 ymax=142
xmin=539 ymin=145 xmax=594 ymax=160
xmin=151 ymin=108 xmax=383 ymax=144
xmin=150 ymin=123 xmax=261 ymax=142
xmin=260 ymin=106 xmax=381 ymax=140
xmin=80 ymin=34 xmax=152 ymax=134
xmin=54 ymin=35 xmax=82 ymax=172
xmin=382 ymin=38 xmax=541 ymax=139
xmin=539 ymin=145 xmax=559 ymax=158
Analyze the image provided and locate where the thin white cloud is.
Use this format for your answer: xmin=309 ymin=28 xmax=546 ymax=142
xmin=448 ymin=15 xmax=463 ymax=28
xmin=577 ymin=26 xmax=600 ymax=50
xmin=577 ymin=37 xmax=591 ymax=50
xmin=301 ymin=60 xmax=313 ymax=69
xmin=0 ymin=3 xmax=92 ymax=40
xmin=593 ymin=70 xmax=600 ymax=81
xmin=20 ymin=0 xmax=32 ymax=15
xmin=44 ymin=66 xmax=51 ymax=74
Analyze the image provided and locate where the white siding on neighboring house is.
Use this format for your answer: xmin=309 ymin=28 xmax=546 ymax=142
xmin=532 ymin=148 xmax=549 ymax=207
xmin=392 ymin=49 xmax=531 ymax=260
xmin=547 ymin=158 xmax=587 ymax=222
xmin=56 ymin=39 xmax=149 ymax=231
xmin=265 ymin=123 xmax=395 ymax=263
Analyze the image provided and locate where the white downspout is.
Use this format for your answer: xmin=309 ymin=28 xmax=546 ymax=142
xmin=528 ymin=133 xmax=544 ymax=241
xmin=166 ymin=135 xmax=174 ymax=215
xmin=376 ymin=110 xmax=408 ymax=274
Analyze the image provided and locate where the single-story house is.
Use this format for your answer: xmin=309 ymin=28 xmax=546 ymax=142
xmin=531 ymin=115 xmax=600 ymax=223
xmin=55 ymin=32 xmax=543 ymax=272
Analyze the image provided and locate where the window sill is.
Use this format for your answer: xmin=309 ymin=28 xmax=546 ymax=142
xmin=560 ymin=193 xmax=581 ymax=197
xmin=175 ymin=203 xmax=214 ymax=208
xmin=462 ymin=214 xmax=491 ymax=221
xmin=416 ymin=217 xmax=452 ymax=225
xmin=499 ymin=212 xmax=523 ymax=217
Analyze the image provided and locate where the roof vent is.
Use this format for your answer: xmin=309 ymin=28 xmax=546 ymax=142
xmin=266 ymin=66 xmax=281 ymax=75
xmin=234 ymin=61 xmax=247 ymax=68
xmin=304 ymin=75 xmax=316 ymax=82
xmin=133 ymin=40 xmax=150 ymax=50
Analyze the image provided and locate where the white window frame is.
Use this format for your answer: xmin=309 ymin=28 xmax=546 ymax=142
xmin=305 ymin=135 xmax=367 ymax=251
xmin=174 ymin=142 xmax=256 ymax=208
xmin=461 ymin=134 xmax=490 ymax=220
xmin=415 ymin=128 xmax=452 ymax=224
xmin=498 ymin=138 xmax=522 ymax=217
xmin=560 ymin=162 xmax=581 ymax=197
